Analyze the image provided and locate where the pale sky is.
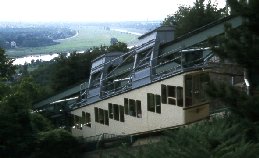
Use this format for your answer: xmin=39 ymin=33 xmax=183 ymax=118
xmin=0 ymin=0 xmax=226 ymax=22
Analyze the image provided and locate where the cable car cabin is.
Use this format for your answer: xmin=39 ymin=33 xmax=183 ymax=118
xmin=70 ymin=26 xmax=212 ymax=138
xmin=70 ymin=16 xmax=244 ymax=138
xmin=71 ymin=70 xmax=210 ymax=137
xmin=30 ymin=16 xmax=244 ymax=140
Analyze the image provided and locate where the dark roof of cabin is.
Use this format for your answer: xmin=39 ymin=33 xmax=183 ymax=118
xmin=92 ymin=52 xmax=124 ymax=63
xmin=138 ymin=26 xmax=175 ymax=40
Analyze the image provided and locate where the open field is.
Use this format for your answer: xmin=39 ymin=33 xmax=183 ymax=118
xmin=6 ymin=26 xmax=138 ymax=57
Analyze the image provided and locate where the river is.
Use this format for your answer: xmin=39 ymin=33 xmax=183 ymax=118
xmin=13 ymin=28 xmax=142 ymax=65
xmin=13 ymin=51 xmax=85 ymax=65
xmin=110 ymin=28 xmax=143 ymax=36
xmin=13 ymin=53 xmax=59 ymax=65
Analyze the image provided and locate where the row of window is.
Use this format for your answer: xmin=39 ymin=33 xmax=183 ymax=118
xmin=161 ymin=84 xmax=183 ymax=107
xmin=107 ymin=98 xmax=142 ymax=124
xmin=124 ymin=98 xmax=142 ymax=118
xmin=73 ymin=84 xmax=187 ymax=129
xmin=108 ymin=103 xmax=125 ymax=122
xmin=146 ymin=85 xmax=184 ymax=114
xmin=72 ymin=111 xmax=91 ymax=129
xmin=95 ymin=107 xmax=109 ymax=126
xmin=92 ymin=99 xmax=143 ymax=126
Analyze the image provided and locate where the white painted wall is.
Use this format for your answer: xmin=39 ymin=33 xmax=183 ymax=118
xmin=71 ymin=71 xmax=209 ymax=137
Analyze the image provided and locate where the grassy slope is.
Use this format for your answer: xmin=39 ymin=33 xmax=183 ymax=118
xmin=6 ymin=26 xmax=138 ymax=57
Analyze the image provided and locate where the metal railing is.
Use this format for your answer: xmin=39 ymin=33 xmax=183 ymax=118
xmin=84 ymin=133 xmax=127 ymax=143
xmin=76 ymin=49 xmax=215 ymax=107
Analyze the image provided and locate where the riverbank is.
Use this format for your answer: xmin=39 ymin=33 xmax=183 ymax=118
xmin=6 ymin=26 xmax=137 ymax=58
xmin=110 ymin=28 xmax=143 ymax=36
xmin=53 ymin=30 xmax=79 ymax=42
xmin=13 ymin=53 xmax=59 ymax=65
xmin=13 ymin=50 xmax=86 ymax=65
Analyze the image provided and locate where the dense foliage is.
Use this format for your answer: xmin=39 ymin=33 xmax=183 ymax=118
xmin=120 ymin=116 xmax=259 ymax=158
xmin=0 ymin=49 xmax=82 ymax=158
xmin=162 ymin=0 xmax=226 ymax=37
xmin=211 ymin=0 xmax=259 ymax=93
xmin=0 ymin=48 xmax=16 ymax=80
xmin=30 ymin=129 xmax=81 ymax=158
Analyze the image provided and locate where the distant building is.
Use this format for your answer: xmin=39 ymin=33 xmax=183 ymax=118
xmin=10 ymin=41 xmax=16 ymax=48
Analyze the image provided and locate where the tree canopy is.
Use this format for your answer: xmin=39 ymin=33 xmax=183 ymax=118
xmin=0 ymin=48 xmax=16 ymax=80
xmin=0 ymin=49 xmax=82 ymax=158
xmin=162 ymin=0 xmax=226 ymax=37
xmin=211 ymin=0 xmax=259 ymax=93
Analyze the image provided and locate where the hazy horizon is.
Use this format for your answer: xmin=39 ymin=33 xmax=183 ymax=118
xmin=0 ymin=0 xmax=226 ymax=23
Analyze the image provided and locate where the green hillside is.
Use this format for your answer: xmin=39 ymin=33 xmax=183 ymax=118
xmin=6 ymin=26 xmax=138 ymax=57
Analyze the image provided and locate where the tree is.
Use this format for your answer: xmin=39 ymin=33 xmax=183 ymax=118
xmin=162 ymin=0 xmax=226 ymax=37
xmin=108 ymin=41 xmax=128 ymax=52
xmin=0 ymin=48 xmax=16 ymax=80
xmin=110 ymin=37 xmax=118 ymax=45
xmin=50 ymin=50 xmax=103 ymax=91
xmin=31 ymin=112 xmax=53 ymax=133
xmin=118 ymin=116 xmax=259 ymax=158
xmin=211 ymin=0 xmax=259 ymax=94
xmin=204 ymin=0 xmax=259 ymax=153
xmin=0 ymin=76 xmax=82 ymax=158
xmin=30 ymin=129 xmax=81 ymax=158
xmin=0 ymin=77 xmax=50 ymax=158
xmin=0 ymin=48 xmax=82 ymax=157
xmin=206 ymin=0 xmax=259 ymax=129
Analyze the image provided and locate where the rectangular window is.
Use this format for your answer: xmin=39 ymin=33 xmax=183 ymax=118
xmin=155 ymin=95 xmax=161 ymax=113
xmin=200 ymin=73 xmax=209 ymax=102
xmin=89 ymin=72 xmax=102 ymax=88
xmin=94 ymin=107 xmax=99 ymax=123
xmin=82 ymin=111 xmax=86 ymax=124
xmin=99 ymin=108 xmax=104 ymax=124
xmin=185 ymin=75 xmax=193 ymax=107
xmin=85 ymin=112 xmax=91 ymax=127
xmin=108 ymin=103 xmax=113 ymax=119
xmin=185 ymin=73 xmax=209 ymax=107
xmin=177 ymin=87 xmax=183 ymax=107
xmin=76 ymin=115 xmax=81 ymax=129
xmin=74 ymin=115 xmax=81 ymax=129
xmin=124 ymin=98 xmax=129 ymax=115
xmin=167 ymin=86 xmax=176 ymax=105
xmin=104 ymin=110 xmax=109 ymax=125
xmin=136 ymin=100 xmax=142 ymax=118
xmin=147 ymin=93 xmax=155 ymax=112
xmin=114 ymin=104 xmax=119 ymax=121
xmin=119 ymin=105 xmax=125 ymax=122
xmin=167 ymin=86 xmax=176 ymax=97
xmin=161 ymin=84 xmax=167 ymax=104
xmin=193 ymin=75 xmax=201 ymax=105
xmin=129 ymin=99 xmax=136 ymax=116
